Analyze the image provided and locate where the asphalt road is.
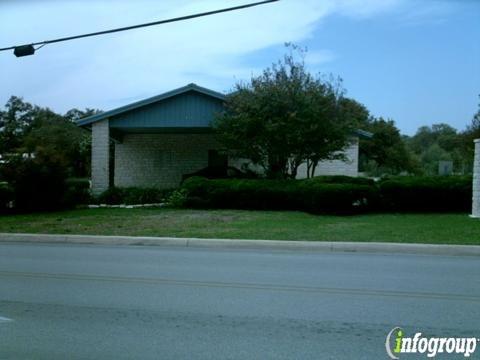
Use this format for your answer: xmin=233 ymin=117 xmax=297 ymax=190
xmin=0 ymin=243 xmax=479 ymax=359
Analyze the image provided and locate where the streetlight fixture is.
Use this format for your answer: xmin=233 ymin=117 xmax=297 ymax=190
xmin=13 ymin=45 xmax=35 ymax=57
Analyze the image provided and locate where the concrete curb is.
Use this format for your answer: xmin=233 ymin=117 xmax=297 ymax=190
xmin=0 ymin=233 xmax=479 ymax=256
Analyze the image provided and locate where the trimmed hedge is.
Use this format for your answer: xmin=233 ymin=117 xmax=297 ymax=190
xmin=0 ymin=183 xmax=14 ymax=212
xmin=1 ymin=157 xmax=68 ymax=211
xmin=378 ymin=176 xmax=472 ymax=212
xmin=303 ymin=175 xmax=375 ymax=186
xmin=181 ymin=175 xmax=473 ymax=214
xmin=96 ymin=187 xmax=171 ymax=205
xmin=0 ymin=178 xmax=91 ymax=212
xmin=64 ymin=178 xmax=91 ymax=206
xmin=182 ymin=177 xmax=373 ymax=214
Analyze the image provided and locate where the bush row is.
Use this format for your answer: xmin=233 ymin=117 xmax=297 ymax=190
xmin=0 ymin=177 xmax=172 ymax=211
xmin=378 ymin=176 xmax=472 ymax=212
xmin=302 ymin=175 xmax=375 ymax=186
xmin=181 ymin=175 xmax=473 ymax=214
xmin=0 ymin=155 xmax=93 ymax=212
xmin=64 ymin=178 xmax=92 ymax=206
xmin=95 ymin=187 xmax=171 ymax=205
xmin=0 ymin=178 xmax=91 ymax=213
xmin=0 ymin=183 xmax=14 ymax=212
xmin=1 ymin=170 xmax=472 ymax=214
xmin=182 ymin=177 xmax=374 ymax=214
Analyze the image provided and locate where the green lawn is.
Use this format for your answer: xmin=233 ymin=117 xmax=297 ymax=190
xmin=1 ymin=208 xmax=479 ymax=245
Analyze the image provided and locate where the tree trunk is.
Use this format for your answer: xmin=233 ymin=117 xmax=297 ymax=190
xmin=307 ymin=158 xmax=319 ymax=178
xmin=267 ymin=155 xmax=289 ymax=179
xmin=289 ymin=157 xmax=302 ymax=179
xmin=306 ymin=160 xmax=312 ymax=179
xmin=310 ymin=160 xmax=318 ymax=178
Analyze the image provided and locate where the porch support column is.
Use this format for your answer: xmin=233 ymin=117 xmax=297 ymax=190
xmin=91 ymin=119 xmax=110 ymax=196
xmin=472 ymin=139 xmax=480 ymax=218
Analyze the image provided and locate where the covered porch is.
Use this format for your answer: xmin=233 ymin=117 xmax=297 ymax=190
xmin=77 ymin=84 xmax=226 ymax=195
xmin=95 ymin=124 xmax=221 ymax=193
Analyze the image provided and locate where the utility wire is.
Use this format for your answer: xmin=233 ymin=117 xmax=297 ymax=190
xmin=0 ymin=0 xmax=279 ymax=52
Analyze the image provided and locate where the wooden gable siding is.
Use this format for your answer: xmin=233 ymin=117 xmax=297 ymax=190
xmin=109 ymin=90 xmax=224 ymax=130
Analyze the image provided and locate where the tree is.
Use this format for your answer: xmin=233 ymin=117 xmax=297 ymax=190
xmin=409 ymin=124 xmax=458 ymax=153
xmin=22 ymin=108 xmax=91 ymax=177
xmin=0 ymin=97 xmax=99 ymax=177
xmin=1 ymin=151 xmax=68 ymax=211
xmin=460 ymin=96 xmax=480 ymax=172
xmin=0 ymin=96 xmax=35 ymax=154
xmin=407 ymin=123 xmax=464 ymax=174
xmin=360 ymin=117 xmax=419 ymax=175
xmin=214 ymin=45 xmax=355 ymax=179
xmin=64 ymin=108 xmax=100 ymax=123
xmin=467 ymin=96 xmax=480 ymax=137
xmin=338 ymin=97 xmax=370 ymax=128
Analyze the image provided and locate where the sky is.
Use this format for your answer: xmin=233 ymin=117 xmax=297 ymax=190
xmin=0 ymin=0 xmax=479 ymax=135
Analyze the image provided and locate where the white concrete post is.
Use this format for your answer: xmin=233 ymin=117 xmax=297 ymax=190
xmin=472 ymin=139 xmax=480 ymax=218
xmin=91 ymin=119 xmax=110 ymax=196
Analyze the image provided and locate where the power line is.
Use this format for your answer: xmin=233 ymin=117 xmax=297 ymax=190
xmin=1 ymin=0 xmax=279 ymax=56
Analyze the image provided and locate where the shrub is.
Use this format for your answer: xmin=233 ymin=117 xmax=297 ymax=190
xmin=96 ymin=187 xmax=170 ymax=205
xmin=96 ymin=187 xmax=125 ymax=205
xmin=0 ymin=183 xmax=14 ymax=212
xmin=297 ymin=180 xmax=374 ymax=213
xmin=0 ymin=155 xmax=68 ymax=211
xmin=304 ymin=175 xmax=375 ymax=186
xmin=378 ymin=176 xmax=472 ymax=212
xmin=182 ymin=177 xmax=374 ymax=214
xmin=165 ymin=189 xmax=188 ymax=208
xmin=64 ymin=178 xmax=91 ymax=206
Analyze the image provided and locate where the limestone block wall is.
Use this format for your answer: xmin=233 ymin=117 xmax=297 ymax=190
xmin=114 ymin=133 xmax=218 ymax=189
xmin=229 ymin=138 xmax=359 ymax=179
xmin=472 ymin=139 xmax=480 ymax=217
xmin=91 ymin=119 xmax=110 ymax=195
xmin=296 ymin=138 xmax=359 ymax=178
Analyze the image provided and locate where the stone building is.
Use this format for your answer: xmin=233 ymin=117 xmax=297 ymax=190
xmin=77 ymin=84 xmax=371 ymax=195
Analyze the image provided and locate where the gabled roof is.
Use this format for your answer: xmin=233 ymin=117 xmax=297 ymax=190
xmin=76 ymin=83 xmax=373 ymax=138
xmin=76 ymin=83 xmax=226 ymax=127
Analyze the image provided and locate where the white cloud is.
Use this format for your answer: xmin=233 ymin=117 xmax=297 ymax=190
xmin=0 ymin=0 xmax=404 ymax=112
xmin=397 ymin=0 xmax=454 ymax=26
xmin=336 ymin=0 xmax=403 ymax=18
xmin=305 ymin=49 xmax=336 ymax=66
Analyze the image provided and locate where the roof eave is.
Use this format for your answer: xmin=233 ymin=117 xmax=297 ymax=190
xmin=354 ymin=129 xmax=373 ymax=139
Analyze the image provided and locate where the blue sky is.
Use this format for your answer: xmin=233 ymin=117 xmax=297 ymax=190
xmin=0 ymin=0 xmax=479 ymax=135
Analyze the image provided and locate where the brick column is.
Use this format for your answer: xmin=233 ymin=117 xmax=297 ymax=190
xmin=91 ymin=119 xmax=110 ymax=195
xmin=472 ymin=139 xmax=480 ymax=218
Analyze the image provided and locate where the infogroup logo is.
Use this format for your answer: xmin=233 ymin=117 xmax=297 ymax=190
xmin=385 ymin=327 xmax=478 ymax=359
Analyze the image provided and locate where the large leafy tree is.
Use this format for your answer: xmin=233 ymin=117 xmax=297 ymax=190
xmin=338 ymin=97 xmax=370 ymax=128
xmin=64 ymin=108 xmax=99 ymax=123
xmin=360 ymin=117 xmax=419 ymax=175
xmin=470 ymin=97 xmax=480 ymax=136
xmin=407 ymin=123 xmax=465 ymax=174
xmin=337 ymin=98 xmax=417 ymax=175
xmin=459 ymin=97 xmax=480 ymax=172
xmin=0 ymin=97 xmax=99 ymax=177
xmin=22 ymin=108 xmax=92 ymax=177
xmin=0 ymin=96 xmax=35 ymax=154
xmin=409 ymin=124 xmax=459 ymax=153
xmin=214 ymin=46 xmax=355 ymax=179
